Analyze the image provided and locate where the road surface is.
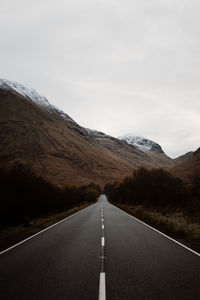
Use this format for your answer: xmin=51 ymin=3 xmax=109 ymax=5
xmin=0 ymin=194 xmax=200 ymax=299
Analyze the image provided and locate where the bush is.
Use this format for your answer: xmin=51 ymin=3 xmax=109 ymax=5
xmin=105 ymin=167 xmax=189 ymax=210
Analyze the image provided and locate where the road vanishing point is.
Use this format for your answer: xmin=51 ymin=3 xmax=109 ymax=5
xmin=0 ymin=194 xmax=200 ymax=299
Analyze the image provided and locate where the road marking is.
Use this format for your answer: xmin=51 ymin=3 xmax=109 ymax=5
xmin=114 ymin=205 xmax=200 ymax=257
xmin=99 ymin=205 xmax=106 ymax=299
xmin=0 ymin=204 xmax=94 ymax=255
xmin=98 ymin=272 xmax=106 ymax=300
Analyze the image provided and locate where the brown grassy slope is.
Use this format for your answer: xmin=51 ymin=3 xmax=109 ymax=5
xmin=94 ymin=136 xmax=175 ymax=170
xmin=0 ymin=89 xmax=176 ymax=187
xmin=173 ymin=151 xmax=194 ymax=164
xmin=171 ymin=148 xmax=200 ymax=181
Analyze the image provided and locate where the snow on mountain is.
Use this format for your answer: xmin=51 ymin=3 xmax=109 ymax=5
xmin=85 ymin=128 xmax=110 ymax=138
xmin=0 ymin=79 xmax=73 ymax=122
xmin=118 ymin=134 xmax=164 ymax=153
xmin=0 ymin=79 xmax=51 ymax=107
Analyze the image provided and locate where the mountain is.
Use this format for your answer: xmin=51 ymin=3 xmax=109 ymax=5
xmin=173 ymin=151 xmax=194 ymax=164
xmin=0 ymin=79 xmax=73 ymax=121
xmin=0 ymin=79 xmax=177 ymax=187
xmin=118 ymin=134 xmax=164 ymax=154
xmin=84 ymin=131 xmax=175 ymax=171
xmin=171 ymin=148 xmax=200 ymax=181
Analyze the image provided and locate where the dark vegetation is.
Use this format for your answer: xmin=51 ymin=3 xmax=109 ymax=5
xmin=0 ymin=165 xmax=100 ymax=227
xmin=105 ymin=167 xmax=200 ymax=214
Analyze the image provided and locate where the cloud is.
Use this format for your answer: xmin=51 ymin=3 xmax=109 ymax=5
xmin=1 ymin=0 xmax=200 ymax=157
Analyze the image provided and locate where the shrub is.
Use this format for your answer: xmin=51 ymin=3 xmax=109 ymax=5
xmin=105 ymin=167 xmax=188 ymax=210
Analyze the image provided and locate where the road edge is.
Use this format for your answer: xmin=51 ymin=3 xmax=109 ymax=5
xmin=113 ymin=203 xmax=200 ymax=257
xmin=0 ymin=203 xmax=94 ymax=255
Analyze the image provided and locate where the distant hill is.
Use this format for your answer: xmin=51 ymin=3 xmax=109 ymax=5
xmin=0 ymin=79 xmax=177 ymax=187
xmin=173 ymin=151 xmax=194 ymax=164
xmin=171 ymin=148 xmax=200 ymax=181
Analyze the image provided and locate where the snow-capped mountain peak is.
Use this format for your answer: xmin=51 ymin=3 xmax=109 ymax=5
xmin=118 ymin=134 xmax=164 ymax=154
xmin=0 ymin=79 xmax=74 ymax=122
xmin=0 ymin=79 xmax=51 ymax=107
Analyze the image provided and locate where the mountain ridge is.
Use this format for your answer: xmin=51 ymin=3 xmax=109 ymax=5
xmin=0 ymin=78 xmax=74 ymax=123
xmin=0 ymin=79 xmax=187 ymax=186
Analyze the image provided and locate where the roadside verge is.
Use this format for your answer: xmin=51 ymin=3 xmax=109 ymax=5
xmin=0 ymin=202 xmax=93 ymax=253
xmin=114 ymin=203 xmax=200 ymax=254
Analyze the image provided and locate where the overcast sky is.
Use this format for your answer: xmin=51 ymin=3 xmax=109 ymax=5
xmin=1 ymin=0 xmax=200 ymax=158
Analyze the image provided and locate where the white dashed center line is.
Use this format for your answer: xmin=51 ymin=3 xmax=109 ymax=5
xmin=98 ymin=272 xmax=106 ymax=300
xmin=98 ymin=206 xmax=106 ymax=300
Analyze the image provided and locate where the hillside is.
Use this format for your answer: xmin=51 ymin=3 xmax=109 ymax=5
xmin=171 ymin=148 xmax=200 ymax=181
xmin=0 ymin=79 xmax=177 ymax=187
xmin=173 ymin=151 xmax=194 ymax=164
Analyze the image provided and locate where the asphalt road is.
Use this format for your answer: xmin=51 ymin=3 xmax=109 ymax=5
xmin=0 ymin=194 xmax=200 ymax=300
